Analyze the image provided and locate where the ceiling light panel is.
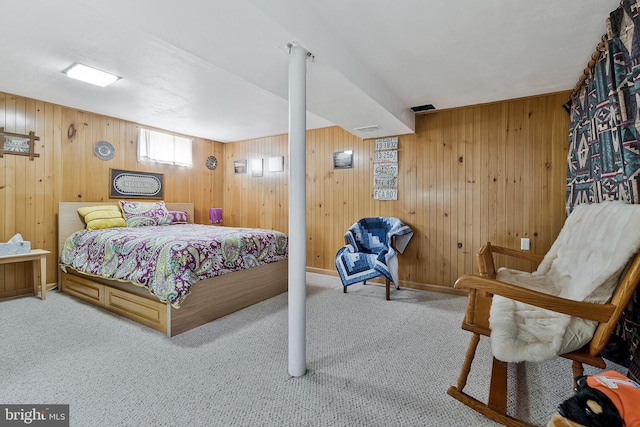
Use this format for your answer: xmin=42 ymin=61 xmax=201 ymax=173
xmin=63 ymin=63 xmax=120 ymax=87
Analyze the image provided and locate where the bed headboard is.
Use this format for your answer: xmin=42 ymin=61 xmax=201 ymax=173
xmin=57 ymin=201 xmax=195 ymax=258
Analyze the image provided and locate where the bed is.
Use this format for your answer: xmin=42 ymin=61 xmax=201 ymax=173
xmin=57 ymin=202 xmax=288 ymax=336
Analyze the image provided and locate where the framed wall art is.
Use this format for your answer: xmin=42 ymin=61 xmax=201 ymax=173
xmin=333 ymin=150 xmax=353 ymax=169
xmin=0 ymin=127 xmax=40 ymax=160
xmin=110 ymin=169 xmax=164 ymax=199
xmin=250 ymin=158 xmax=264 ymax=178
xmin=268 ymin=156 xmax=284 ymax=172
xmin=234 ymin=159 xmax=247 ymax=174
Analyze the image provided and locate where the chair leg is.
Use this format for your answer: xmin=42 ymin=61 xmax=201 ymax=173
xmin=570 ymin=360 xmax=584 ymax=378
xmin=488 ymin=357 xmax=508 ymax=414
xmin=571 ymin=360 xmax=584 ymax=390
xmin=447 ymin=388 xmax=536 ymax=427
xmin=456 ymin=333 xmax=480 ymax=391
xmin=385 ymin=278 xmax=390 ymax=300
xmin=448 ymin=334 xmax=537 ymax=427
xmin=343 ymin=286 xmax=347 ymax=293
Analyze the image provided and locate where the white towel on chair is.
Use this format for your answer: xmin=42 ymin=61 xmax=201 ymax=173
xmin=489 ymin=201 xmax=640 ymax=363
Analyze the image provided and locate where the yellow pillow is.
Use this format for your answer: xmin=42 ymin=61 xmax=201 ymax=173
xmin=78 ymin=205 xmax=121 ymax=217
xmin=77 ymin=205 xmax=126 ymax=230
xmin=83 ymin=209 xmax=122 ymax=223
xmin=86 ymin=217 xmax=127 ymax=231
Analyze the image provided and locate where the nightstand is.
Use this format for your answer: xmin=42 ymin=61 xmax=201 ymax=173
xmin=0 ymin=249 xmax=50 ymax=300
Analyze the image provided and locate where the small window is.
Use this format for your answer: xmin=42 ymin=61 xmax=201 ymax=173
xmin=137 ymin=127 xmax=192 ymax=167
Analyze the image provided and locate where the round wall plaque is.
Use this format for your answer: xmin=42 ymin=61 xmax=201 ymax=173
xmin=206 ymin=155 xmax=218 ymax=170
xmin=94 ymin=141 xmax=115 ymax=161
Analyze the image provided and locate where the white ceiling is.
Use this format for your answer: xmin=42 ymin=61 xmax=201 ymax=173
xmin=0 ymin=0 xmax=618 ymax=142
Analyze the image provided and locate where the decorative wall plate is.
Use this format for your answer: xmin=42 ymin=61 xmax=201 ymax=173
xmin=206 ymin=155 xmax=218 ymax=170
xmin=94 ymin=140 xmax=115 ymax=161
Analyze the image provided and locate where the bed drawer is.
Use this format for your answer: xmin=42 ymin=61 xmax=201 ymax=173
xmin=61 ymin=273 xmax=105 ymax=305
xmin=105 ymin=287 xmax=168 ymax=334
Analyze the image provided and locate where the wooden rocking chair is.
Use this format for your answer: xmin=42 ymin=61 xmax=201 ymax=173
xmin=447 ymin=242 xmax=640 ymax=427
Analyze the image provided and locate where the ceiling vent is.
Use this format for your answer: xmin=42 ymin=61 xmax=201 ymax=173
xmin=353 ymin=125 xmax=381 ymax=132
xmin=411 ymin=104 xmax=435 ymax=112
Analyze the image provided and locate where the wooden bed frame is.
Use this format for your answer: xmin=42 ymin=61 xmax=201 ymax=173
xmin=57 ymin=202 xmax=288 ymax=336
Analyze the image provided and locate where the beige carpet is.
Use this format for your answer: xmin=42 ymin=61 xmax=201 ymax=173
xmin=0 ymin=273 xmax=623 ymax=426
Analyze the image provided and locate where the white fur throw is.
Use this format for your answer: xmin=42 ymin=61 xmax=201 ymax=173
xmin=489 ymin=201 xmax=640 ymax=363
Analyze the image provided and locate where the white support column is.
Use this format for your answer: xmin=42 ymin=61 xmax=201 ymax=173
xmin=288 ymin=44 xmax=307 ymax=377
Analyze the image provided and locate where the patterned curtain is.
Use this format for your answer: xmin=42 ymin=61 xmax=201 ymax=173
xmin=566 ymin=0 xmax=640 ymax=382
xmin=566 ymin=0 xmax=640 ymax=213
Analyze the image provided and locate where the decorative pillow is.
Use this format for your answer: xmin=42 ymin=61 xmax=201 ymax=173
xmin=168 ymin=210 xmax=188 ymax=224
xmin=119 ymin=200 xmax=172 ymax=227
xmin=77 ymin=205 xmax=127 ymax=230
xmin=86 ymin=218 xmax=128 ymax=231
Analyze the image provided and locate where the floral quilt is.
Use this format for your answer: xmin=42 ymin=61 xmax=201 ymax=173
xmin=60 ymin=224 xmax=288 ymax=308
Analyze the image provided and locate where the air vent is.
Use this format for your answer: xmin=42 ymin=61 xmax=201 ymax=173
xmin=353 ymin=125 xmax=381 ymax=132
xmin=411 ymin=104 xmax=435 ymax=112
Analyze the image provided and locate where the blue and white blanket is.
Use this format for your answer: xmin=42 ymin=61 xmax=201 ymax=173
xmin=335 ymin=217 xmax=414 ymax=288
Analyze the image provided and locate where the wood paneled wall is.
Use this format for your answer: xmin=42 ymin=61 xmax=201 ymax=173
xmin=224 ymin=91 xmax=571 ymax=290
xmin=0 ymin=92 xmax=224 ymax=298
xmin=223 ymin=135 xmax=289 ymax=232
xmin=2 ymin=89 xmax=570 ymax=298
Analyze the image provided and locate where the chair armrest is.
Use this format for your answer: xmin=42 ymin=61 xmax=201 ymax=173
xmin=488 ymin=244 xmax=545 ymax=263
xmin=477 ymin=242 xmax=544 ymax=278
xmin=454 ymin=274 xmax=615 ymax=323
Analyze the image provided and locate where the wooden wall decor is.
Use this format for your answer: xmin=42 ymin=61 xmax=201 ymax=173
xmin=0 ymin=127 xmax=40 ymax=160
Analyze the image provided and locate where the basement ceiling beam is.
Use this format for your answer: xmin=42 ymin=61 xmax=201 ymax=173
xmin=248 ymin=0 xmax=415 ymax=138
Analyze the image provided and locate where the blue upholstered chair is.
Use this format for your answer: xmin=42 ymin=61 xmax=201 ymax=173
xmin=334 ymin=217 xmax=414 ymax=300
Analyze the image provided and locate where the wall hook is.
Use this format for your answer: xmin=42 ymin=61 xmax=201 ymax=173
xmin=67 ymin=124 xmax=76 ymax=139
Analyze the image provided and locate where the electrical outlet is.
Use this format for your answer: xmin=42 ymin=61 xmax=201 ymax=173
xmin=521 ymin=238 xmax=530 ymax=251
